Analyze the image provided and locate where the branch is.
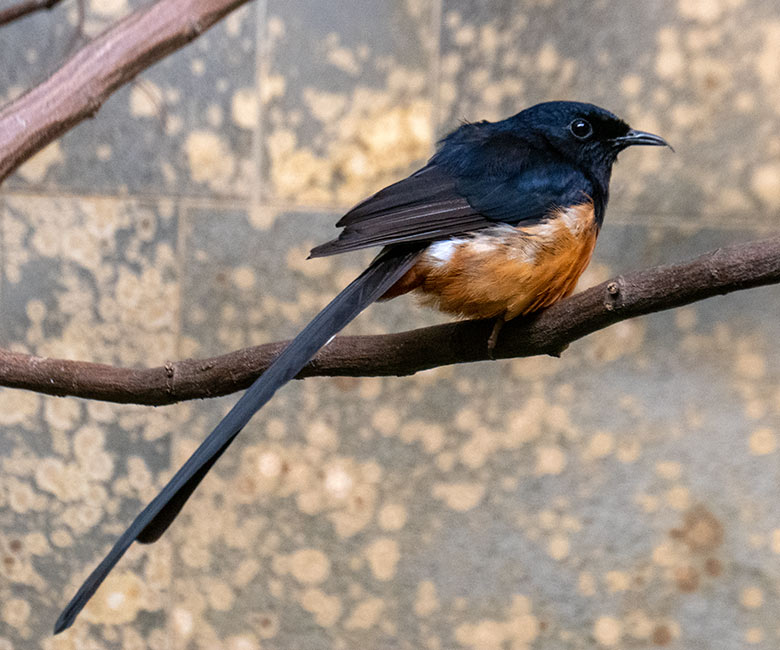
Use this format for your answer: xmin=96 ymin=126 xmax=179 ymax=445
xmin=0 ymin=0 xmax=62 ymax=26
xmin=0 ymin=0 xmax=252 ymax=183
xmin=2 ymin=236 xmax=779 ymax=406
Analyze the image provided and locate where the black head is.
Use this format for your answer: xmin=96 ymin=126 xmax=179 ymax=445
xmin=432 ymin=100 xmax=670 ymax=226
xmin=511 ymin=100 xmax=669 ymax=179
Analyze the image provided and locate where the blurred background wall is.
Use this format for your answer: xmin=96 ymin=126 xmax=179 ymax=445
xmin=0 ymin=1 xmax=779 ymax=648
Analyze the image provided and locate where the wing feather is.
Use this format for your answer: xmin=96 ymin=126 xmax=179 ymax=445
xmin=310 ymin=129 xmax=593 ymax=259
xmin=310 ymin=166 xmax=491 ymax=257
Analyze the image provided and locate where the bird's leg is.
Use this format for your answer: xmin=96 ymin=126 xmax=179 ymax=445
xmin=487 ymin=314 xmax=506 ymax=359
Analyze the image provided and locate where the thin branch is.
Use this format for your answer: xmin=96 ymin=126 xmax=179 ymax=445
xmin=0 ymin=0 xmax=62 ymax=26
xmin=2 ymin=236 xmax=779 ymax=406
xmin=0 ymin=0 xmax=252 ymax=183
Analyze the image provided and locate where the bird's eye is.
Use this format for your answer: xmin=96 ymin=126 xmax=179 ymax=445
xmin=569 ymin=118 xmax=593 ymax=139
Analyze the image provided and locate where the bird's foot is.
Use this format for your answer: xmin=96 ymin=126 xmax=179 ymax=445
xmin=487 ymin=317 xmax=505 ymax=359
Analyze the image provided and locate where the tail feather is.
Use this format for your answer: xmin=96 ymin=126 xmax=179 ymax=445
xmin=54 ymin=246 xmax=422 ymax=634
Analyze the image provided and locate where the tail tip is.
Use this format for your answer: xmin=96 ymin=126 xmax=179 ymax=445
xmin=54 ymin=592 xmax=85 ymax=635
xmin=53 ymin=612 xmax=72 ymax=635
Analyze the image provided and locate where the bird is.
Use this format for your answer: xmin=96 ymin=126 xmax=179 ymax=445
xmin=54 ymin=100 xmax=669 ymax=633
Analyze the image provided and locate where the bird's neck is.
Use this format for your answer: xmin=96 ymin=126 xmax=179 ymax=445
xmin=586 ymin=166 xmax=612 ymax=227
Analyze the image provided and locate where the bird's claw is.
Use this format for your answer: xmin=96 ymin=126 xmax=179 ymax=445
xmin=487 ymin=317 xmax=505 ymax=359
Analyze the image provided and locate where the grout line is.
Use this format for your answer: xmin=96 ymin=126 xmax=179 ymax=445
xmin=429 ymin=0 xmax=444 ymax=139
xmin=175 ymin=202 xmax=189 ymax=365
xmin=0 ymin=188 xmax=353 ymax=215
xmin=0 ymin=186 xmax=249 ymax=209
xmin=0 ymin=188 xmax=347 ymax=214
xmin=252 ymin=0 xmax=269 ymax=215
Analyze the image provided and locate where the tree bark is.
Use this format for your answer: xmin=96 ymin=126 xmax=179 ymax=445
xmin=2 ymin=236 xmax=778 ymax=406
xmin=0 ymin=0 xmax=63 ymax=27
xmin=0 ymin=0 xmax=252 ymax=182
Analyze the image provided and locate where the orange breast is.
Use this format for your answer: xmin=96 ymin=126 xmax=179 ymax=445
xmin=383 ymin=201 xmax=599 ymax=320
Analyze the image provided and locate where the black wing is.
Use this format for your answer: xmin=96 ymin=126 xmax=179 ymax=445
xmin=309 ymin=165 xmax=490 ymax=258
xmin=310 ymin=134 xmax=592 ymax=259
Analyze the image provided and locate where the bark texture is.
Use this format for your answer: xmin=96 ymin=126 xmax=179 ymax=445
xmin=2 ymin=236 xmax=778 ymax=405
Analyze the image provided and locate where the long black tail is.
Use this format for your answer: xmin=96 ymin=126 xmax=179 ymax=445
xmin=54 ymin=246 xmax=422 ymax=634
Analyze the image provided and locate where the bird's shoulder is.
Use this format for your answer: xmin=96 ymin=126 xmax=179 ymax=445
xmin=434 ymin=122 xmax=594 ymax=225
xmin=309 ymin=121 xmax=594 ymax=258
xmin=432 ymin=119 xmax=541 ymax=176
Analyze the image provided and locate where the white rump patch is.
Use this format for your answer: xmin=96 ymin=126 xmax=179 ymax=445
xmin=560 ymin=204 xmax=591 ymax=234
xmin=427 ymin=239 xmax=462 ymax=265
xmin=508 ymin=239 xmax=539 ymax=264
xmin=465 ymin=238 xmax=496 ymax=255
xmin=530 ymin=221 xmax=559 ymax=238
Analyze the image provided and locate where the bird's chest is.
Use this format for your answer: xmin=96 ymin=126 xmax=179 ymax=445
xmin=402 ymin=202 xmax=599 ymax=319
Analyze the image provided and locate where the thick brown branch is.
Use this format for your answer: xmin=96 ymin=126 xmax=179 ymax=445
xmin=2 ymin=236 xmax=779 ymax=405
xmin=0 ymin=0 xmax=251 ymax=182
xmin=0 ymin=0 xmax=62 ymax=26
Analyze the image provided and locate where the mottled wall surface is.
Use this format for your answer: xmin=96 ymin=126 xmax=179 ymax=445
xmin=1 ymin=1 xmax=779 ymax=648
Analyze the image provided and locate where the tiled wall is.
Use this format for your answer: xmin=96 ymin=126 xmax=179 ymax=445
xmin=1 ymin=1 xmax=779 ymax=648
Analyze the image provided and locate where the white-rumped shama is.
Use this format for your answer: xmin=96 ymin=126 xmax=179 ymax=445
xmin=55 ymin=101 xmax=669 ymax=633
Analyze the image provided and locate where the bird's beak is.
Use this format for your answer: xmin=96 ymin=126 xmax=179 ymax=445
xmin=612 ymin=129 xmax=673 ymax=151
